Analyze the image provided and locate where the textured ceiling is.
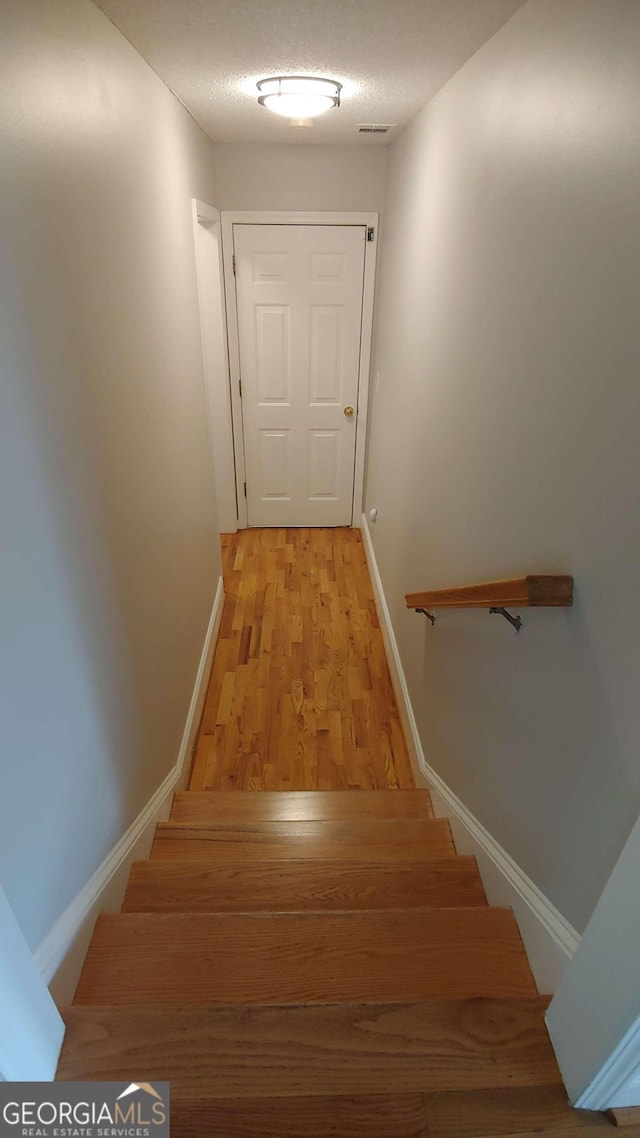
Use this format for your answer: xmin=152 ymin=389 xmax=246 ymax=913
xmin=93 ymin=0 xmax=526 ymax=145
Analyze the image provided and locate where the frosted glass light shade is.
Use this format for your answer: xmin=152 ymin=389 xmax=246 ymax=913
xmin=257 ymin=76 xmax=341 ymax=118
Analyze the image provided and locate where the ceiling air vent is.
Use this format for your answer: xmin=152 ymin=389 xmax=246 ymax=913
xmin=358 ymin=124 xmax=395 ymax=134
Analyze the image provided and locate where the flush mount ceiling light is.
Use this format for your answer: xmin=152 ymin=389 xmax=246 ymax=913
xmin=256 ymin=75 xmax=342 ymax=119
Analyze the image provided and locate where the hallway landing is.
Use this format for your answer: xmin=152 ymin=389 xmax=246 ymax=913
xmin=190 ymin=528 xmax=414 ymax=791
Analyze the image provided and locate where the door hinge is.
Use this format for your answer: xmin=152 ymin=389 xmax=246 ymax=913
xmin=232 ymin=253 xmax=236 ymax=275
xmin=243 ymin=480 xmax=247 ymax=498
xmin=367 ymin=226 xmax=375 ymax=242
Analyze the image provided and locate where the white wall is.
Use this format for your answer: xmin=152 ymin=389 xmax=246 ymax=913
xmin=0 ymin=0 xmax=221 ymax=952
xmin=547 ymin=812 xmax=640 ymax=1105
xmin=212 ymin=143 xmax=387 ymax=213
xmin=364 ymin=0 xmax=640 ymax=934
xmin=0 ymin=886 xmax=63 ymax=1080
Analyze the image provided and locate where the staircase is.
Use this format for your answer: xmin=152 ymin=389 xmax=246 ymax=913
xmin=58 ymin=788 xmax=614 ymax=1137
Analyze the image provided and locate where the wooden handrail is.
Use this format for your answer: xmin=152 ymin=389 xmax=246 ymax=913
xmin=405 ymin=575 xmax=573 ymax=610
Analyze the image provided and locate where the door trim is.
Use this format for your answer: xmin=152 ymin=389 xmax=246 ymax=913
xmin=192 ymin=200 xmax=238 ymax=533
xmin=221 ymin=211 xmax=379 ymax=529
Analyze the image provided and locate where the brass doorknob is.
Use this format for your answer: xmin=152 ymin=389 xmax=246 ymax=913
xmin=344 ymin=406 xmax=354 ymax=417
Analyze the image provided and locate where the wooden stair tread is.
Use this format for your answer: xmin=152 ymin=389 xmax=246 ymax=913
xmin=123 ymin=856 xmax=487 ymax=912
xmin=59 ymin=998 xmax=558 ymax=1095
xmin=166 ymin=1094 xmax=429 ymax=1138
xmin=171 ymin=789 xmax=434 ymax=823
xmin=151 ymin=817 xmax=455 ymax=861
xmin=422 ymin=1085 xmax=613 ymax=1137
xmin=73 ymin=908 xmax=536 ymax=1006
xmin=480 ymin=1132 xmax=621 ymax=1138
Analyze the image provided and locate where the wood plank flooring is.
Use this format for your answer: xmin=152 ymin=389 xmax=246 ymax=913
xmin=190 ymin=528 xmax=414 ymax=791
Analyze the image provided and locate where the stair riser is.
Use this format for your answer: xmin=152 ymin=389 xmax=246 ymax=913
xmin=151 ymin=838 xmax=456 ymax=861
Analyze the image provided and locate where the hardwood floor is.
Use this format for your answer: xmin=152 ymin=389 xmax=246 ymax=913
xmin=189 ymin=528 xmax=414 ymax=791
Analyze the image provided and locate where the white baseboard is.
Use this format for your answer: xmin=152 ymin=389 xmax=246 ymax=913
xmin=36 ymin=576 xmax=224 ymax=1005
xmin=360 ymin=515 xmax=580 ymax=993
xmin=174 ymin=574 xmax=225 ymax=790
xmin=574 ymin=1017 xmax=640 ymax=1110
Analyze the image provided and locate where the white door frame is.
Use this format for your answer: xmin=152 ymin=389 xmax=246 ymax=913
xmin=221 ymin=211 xmax=378 ymax=530
xmin=192 ymin=199 xmax=238 ymax=533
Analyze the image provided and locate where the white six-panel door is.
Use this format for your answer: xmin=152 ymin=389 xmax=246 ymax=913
xmin=233 ymin=224 xmax=366 ymax=526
